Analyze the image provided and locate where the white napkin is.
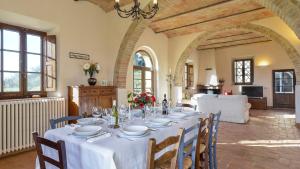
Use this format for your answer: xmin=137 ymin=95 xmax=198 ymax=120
xmin=87 ymin=133 xmax=112 ymax=143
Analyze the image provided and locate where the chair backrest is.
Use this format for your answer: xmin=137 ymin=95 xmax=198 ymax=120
xmin=50 ymin=116 xmax=82 ymax=129
xmin=195 ymin=114 xmax=213 ymax=169
xmin=32 ymin=132 xmax=67 ymax=169
xmin=176 ymin=103 xmax=197 ymax=111
xmin=147 ymin=128 xmax=184 ymax=169
xmin=178 ymin=122 xmax=201 ymax=169
xmin=210 ymin=111 xmax=221 ymax=144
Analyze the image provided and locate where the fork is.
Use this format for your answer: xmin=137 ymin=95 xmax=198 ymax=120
xmin=116 ymin=134 xmax=134 ymax=141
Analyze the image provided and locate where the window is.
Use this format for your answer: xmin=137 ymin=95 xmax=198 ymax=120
xmin=184 ymin=64 xmax=193 ymax=88
xmin=0 ymin=23 xmax=57 ymax=99
xmin=133 ymin=50 xmax=154 ymax=94
xmin=233 ymin=59 xmax=253 ymax=85
xmin=274 ymin=70 xmax=295 ymax=94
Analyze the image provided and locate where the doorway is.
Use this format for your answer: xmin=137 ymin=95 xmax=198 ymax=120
xmin=272 ymin=69 xmax=296 ymax=108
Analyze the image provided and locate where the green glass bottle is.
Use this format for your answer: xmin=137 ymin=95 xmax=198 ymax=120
xmin=112 ymin=100 xmax=119 ymax=128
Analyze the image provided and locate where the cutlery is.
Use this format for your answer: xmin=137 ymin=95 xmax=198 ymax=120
xmin=86 ymin=131 xmax=107 ymax=139
xmin=148 ymin=128 xmax=158 ymax=131
xmin=117 ymin=134 xmax=134 ymax=141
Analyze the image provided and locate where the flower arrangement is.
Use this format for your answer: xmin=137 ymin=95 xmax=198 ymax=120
xmin=128 ymin=92 xmax=156 ymax=108
xmin=83 ymin=62 xmax=101 ymax=77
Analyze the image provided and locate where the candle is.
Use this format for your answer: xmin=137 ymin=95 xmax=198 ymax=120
xmin=169 ymin=68 xmax=172 ymax=74
xmin=153 ymin=0 xmax=157 ymax=4
xmin=115 ymin=0 xmax=119 ymax=3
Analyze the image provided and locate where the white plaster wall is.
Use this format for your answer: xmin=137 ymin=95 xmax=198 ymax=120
xmin=0 ymin=0 xmax=168 ymax=106
xmin=0 ymin=0 xmax=110 ymax=98
xmin=215 ymin=41 xmax=294 ymax=106
xmin=198 ymin=49 xmax=218 ymax=86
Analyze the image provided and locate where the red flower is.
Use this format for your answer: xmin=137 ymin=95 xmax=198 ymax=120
xmin=139 ymin=103 xmax=144 ymax=108
xmin=151 ymin=96 xmax=156 ymax=102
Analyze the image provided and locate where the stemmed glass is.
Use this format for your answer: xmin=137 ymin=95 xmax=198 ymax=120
xmin=119 ymin=104 xmax=129 ymax=128
xmin=92 ymin=106 xmax=103 ymax=118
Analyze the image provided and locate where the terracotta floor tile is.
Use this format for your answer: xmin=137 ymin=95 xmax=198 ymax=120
xmin=0 ymin=109 xmax=299 ymax=169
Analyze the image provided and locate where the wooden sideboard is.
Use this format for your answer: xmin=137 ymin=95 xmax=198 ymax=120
xmin=68 ymin=86 xmax=117 ymax=116
xmin=248 ymin=97 xmax=267 ymax=110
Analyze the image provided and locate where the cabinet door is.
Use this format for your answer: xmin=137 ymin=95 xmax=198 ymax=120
xmin=79 ymin=96 xmax=100 ymax=115
xmin=100 ymin=96 xmax=114 ymax=108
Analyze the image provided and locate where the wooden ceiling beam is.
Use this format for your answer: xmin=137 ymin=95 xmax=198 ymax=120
xmin=152 ymin=0 xmax=233 ymax=22
xmin=199 ymin=36 xmax=266 ymax=47
xmin=197 ymin=39 xmax=272 ymax=50
xmin=207 ymin=32 xmax=254 ymax=40
xmin=155 ymin=7 xmax=265 ymax=33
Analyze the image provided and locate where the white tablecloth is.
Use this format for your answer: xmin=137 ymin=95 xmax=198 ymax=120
xmin=35 ymin=113 xmax=206 ymax=169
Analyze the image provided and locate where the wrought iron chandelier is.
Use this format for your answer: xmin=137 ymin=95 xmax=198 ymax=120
xmin=114 ymin=0 xmax=159 ymax=20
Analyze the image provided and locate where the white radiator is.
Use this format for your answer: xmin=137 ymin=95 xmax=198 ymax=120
xmin=0 ymin=97 xmax=66 ymax=156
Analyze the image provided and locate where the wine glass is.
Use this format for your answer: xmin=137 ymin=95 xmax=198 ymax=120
xmin=92 ymin=106 xmax=102 ymax=118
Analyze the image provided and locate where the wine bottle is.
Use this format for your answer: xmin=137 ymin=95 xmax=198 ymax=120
xmin=112 ymin=100 xmax=119 ymax=128
xmin=162 ymin=94 xmax=168 ymax=115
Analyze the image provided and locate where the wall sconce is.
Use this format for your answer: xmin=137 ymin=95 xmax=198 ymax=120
xmin=257 ymin=60 xmax=270 ymax=67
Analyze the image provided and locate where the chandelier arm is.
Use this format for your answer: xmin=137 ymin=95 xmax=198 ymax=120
xmin=114 ymin=1 xmax=159 ymax=20
xmin=140 ymin=6 xmax=159 ymax=19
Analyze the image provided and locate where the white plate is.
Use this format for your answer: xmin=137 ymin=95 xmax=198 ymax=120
xmin=148 ymin=118 xmax=171 ymax=126
xmin=168 ymin=113 xmax=187 ymax=119
xmin=118 ymin=130 xmax=150 ymax=138
xmin=74 ymin=126 xmax=102 ymax=136
xmin=147 ymin=122 xmax=172 ymax=128
xmin=182 ymin=110 xmax=198 ymax=116
xmin=77 ymin=118 xmax=104 ymax=125
xmin=173 ymin=107 xmax=183 ymax=112
xmin=122 ymin=125 xmax=149 ymax=136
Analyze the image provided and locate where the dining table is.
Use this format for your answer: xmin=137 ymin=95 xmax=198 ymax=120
xmin=35 ymin=110 xmax=207 ymax=169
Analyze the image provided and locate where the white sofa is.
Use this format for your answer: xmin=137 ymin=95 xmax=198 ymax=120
xmin=192 ymin=94 xmax=251 ymax=123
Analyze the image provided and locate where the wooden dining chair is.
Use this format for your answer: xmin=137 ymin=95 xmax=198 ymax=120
xmin=178 ymin=122 xmax=201 ymax=169
xmin=50 ymin=116 xmax=82 ymax=129
xmin=176 ymin=103 xmax=197 ymax=111
xmin=32 ymin=132 xmax=67 ymax=169
xmin=195 ymin=114 xmax=213 ymax=169
xmin=147 ymin=128 xmax=184 ymax=169
xmin=209 ymin=111 xmax=221 ymax=169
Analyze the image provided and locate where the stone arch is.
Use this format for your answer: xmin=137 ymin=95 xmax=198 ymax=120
xmin=113 ymin=0 xmax=300 ymax=88
xmin=174 ymin=24 xmax=300 ymax=86
xmin=113 ymin=0 xmax=179 ymax=88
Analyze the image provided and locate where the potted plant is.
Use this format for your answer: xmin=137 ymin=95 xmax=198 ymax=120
xmin=83 ymin=62 xmax=101 ymax=86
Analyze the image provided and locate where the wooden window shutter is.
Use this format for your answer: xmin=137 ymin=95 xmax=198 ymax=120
xmin=45 ymin=35 xmax=57 ymax=91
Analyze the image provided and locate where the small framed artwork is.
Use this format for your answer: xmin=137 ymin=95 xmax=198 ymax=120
xmin=69 ymin=52 xmax=90 ymax=60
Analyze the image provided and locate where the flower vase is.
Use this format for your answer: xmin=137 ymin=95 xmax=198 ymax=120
xmin=88 ymin=77 xmax=97 ymax=86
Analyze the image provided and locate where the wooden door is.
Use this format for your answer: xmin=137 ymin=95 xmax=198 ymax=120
xmin=273 ymin=69 xmax=296 ymax=108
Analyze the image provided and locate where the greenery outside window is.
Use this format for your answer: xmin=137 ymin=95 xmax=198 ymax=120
xmin=0 ymin=22 xmax=57 ymax=99
xmin=133 ymin=50 xmax=154 ymax=94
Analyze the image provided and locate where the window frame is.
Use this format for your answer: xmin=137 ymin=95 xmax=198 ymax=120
xmin=184 ymin=63 xmax=194 ymax=89
xmin=0 ymin=22 xmax=47 ymax=99
xmin=232 ymin=58 xmax=254 ymax=85
xmin=273 ymin=69 xmax=296 ymax=94
xmin=133 ymin=50 xmax=154 ymax=94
